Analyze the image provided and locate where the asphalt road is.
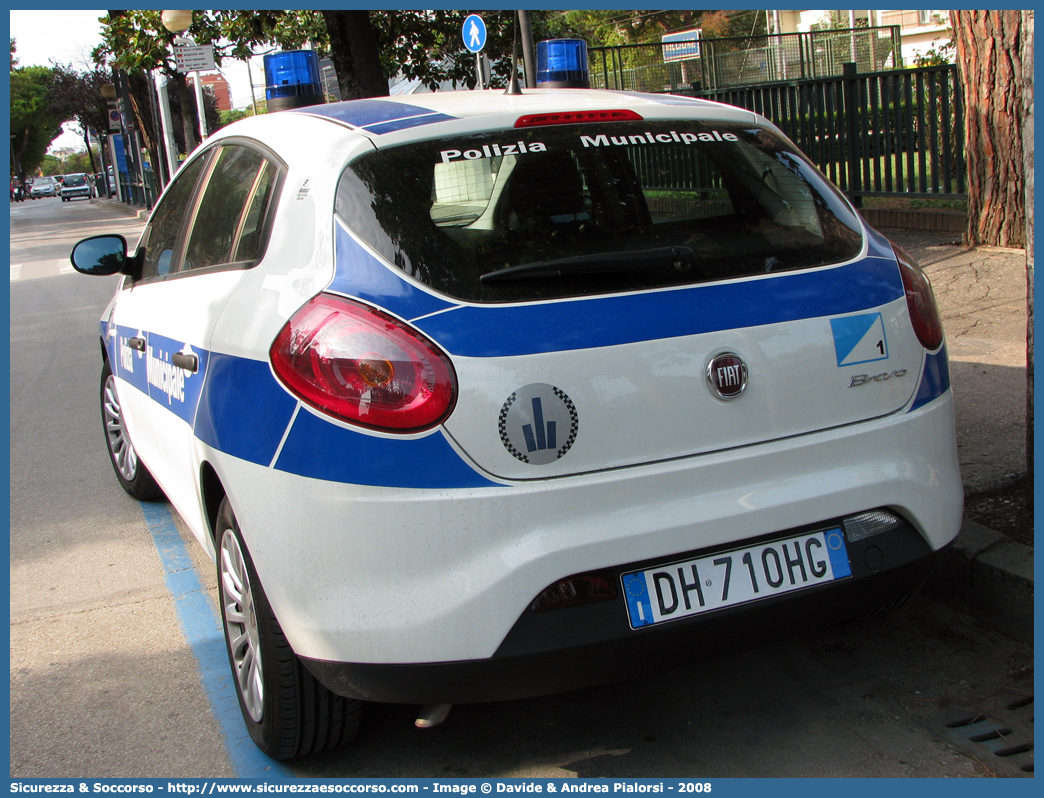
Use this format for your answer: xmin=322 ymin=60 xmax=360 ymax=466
xmin=8 ymin=197 xmax=1033 ymax=779
xmin=9 ymin=197 xmax=234 ymax=777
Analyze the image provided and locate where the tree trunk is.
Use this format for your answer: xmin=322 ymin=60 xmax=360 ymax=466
xmin=11 ymin=129 xmax=28 ymax=179
xmin=950 ymin=11 xmax=1026 ymax=248
xmin=320 ymin=10 xmax=388 ymax=100
xmin=80 ymin=128 xmax=97 ymax=176
xmin=125 ymin=71 xmax=161 ymax=181
xmin=171 ymin=70 xmax=200 ymax=153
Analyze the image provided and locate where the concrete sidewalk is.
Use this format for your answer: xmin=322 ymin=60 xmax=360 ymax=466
xmin=887 ymin=229 xmax=1033 ymax=644
xmin=92 ymin=194 xmax=150 ymax=220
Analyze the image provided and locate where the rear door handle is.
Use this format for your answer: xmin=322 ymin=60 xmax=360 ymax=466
xmin=127 ymin=337 xmax=146 ymax=352
xmin=171 ymin=352 xmax=198 ymax=373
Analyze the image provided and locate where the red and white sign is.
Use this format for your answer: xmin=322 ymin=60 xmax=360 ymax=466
xmin=174 ymin=44 xmax=215 ymax=73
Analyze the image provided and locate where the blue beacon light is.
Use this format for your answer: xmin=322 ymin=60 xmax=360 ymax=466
xmin=536 ymin=39 xmax=590 ymax=89
xmin=263 ymin=50 xmax=325 ymax=112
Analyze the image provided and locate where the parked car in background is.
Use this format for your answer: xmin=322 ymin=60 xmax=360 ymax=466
xmin=30 ymin=176 xmax=58 ymax=198
xmin=94 ymin=171 xmax=115 ymax=197
xmin=60 ymin=173 xmax=94 ymax=202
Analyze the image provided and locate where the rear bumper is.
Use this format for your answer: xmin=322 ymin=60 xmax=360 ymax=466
xmin=210 ymin=390 xmax=962 ymax=671
xmin=302 ymin=521 xmax=946 ymax=704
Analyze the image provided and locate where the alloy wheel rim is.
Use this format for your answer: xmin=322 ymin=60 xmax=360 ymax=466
xmin=220 ymin=529 xmax=265 ymax=723
xmin=103 ymin=375 xmax=138 ymax=481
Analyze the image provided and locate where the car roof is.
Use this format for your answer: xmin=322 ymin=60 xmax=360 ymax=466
xmin=209 ymin=88 xmax=766 ymax=160
xmin=300 ymin=89 xmax=758 ymax=139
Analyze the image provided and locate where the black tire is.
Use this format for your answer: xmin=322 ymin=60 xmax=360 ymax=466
xmin=100 ymin=361 xmax=163 ymax=501
xmin=216 ymin=497 xmax=363 ymax=759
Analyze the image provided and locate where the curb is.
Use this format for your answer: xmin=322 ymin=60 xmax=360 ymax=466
xmin=91 ymin=196 xmax=151 ymax=220
xmin=924 ymin=518 xmax=1034 ymax=644
xmin=964 ymin=472 xmax=1028 ymax=500
xmin=860 ymin=207 xmax=966 ymax=232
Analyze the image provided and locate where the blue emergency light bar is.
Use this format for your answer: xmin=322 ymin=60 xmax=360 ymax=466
xmin=264 ymin=51 xmax=322 ymax=100
xmin=536 ymin=39 xmax=590 ymax=89
xmin=263 ymin=51 xmax=326 ymax=112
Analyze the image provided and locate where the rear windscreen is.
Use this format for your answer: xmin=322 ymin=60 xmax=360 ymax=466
xmin=336 ymin=121 xmax=863 ymax=303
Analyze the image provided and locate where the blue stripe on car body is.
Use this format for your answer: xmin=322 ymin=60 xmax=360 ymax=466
xmin=909 ymin=347 xmax=951 ymax=411
xmin=273 ymin=408 xmax=498 ymax=488
xmin=111 ymin=324 xmax=154 ymax=397
xmin=152 ymin=337 xmax=951 ymax=489
xmin=193 ymin=354 xmax=298 ymax=467
xmin=109 ymin=326 xmax=209 ymax=425
xmin=100 ymin=317 xmax=118 ymax=370
xmin=362 ymin=114 xmax=458 ymax=136
xmin=331 ymin=225 xmax=906 ymax=358
xmin=189 ymin=351 xmax=498 ymax=488
xmin=144 ymin=330 xmax=209 ymax=425
xmin=328 ymin=224 xmax=459 ymax=321
xmin=414 ymin=258 xmax=905 ymax=358
xmin=292 ymin=99 xmax=458 ymax=134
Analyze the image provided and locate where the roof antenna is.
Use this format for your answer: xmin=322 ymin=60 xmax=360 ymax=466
xmin=504 ymin=10 xmax=523 ymax=95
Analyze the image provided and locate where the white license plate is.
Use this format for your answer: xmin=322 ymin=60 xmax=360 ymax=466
xmin=622 ymin=529 xmax=852 ymax=629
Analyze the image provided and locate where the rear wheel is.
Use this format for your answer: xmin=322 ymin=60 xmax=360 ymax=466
xmin=101 ymin=362 xmax=162 ymax=500
xmin=216 ymin=497 xmax=363 ymax=759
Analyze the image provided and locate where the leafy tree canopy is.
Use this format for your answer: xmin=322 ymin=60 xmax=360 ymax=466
xmin=82 ymin=8 xmax=773 ymax=159
xmin=93 ymin=10 xmax=326 ymax=77
xmin=10 ymin=63 xmax=65 ymax=177
xmin=556 ymin=10 xmax=765 ymax=47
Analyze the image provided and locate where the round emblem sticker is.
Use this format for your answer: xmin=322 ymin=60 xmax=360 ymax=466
xmin=499 ymin=384 xmax=578 ymax=464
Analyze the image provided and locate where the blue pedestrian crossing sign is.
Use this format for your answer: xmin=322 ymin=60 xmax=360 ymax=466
xmin=463 ymin=14 xmax=487 ymax=53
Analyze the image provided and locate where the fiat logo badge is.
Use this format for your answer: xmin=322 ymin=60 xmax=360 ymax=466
xmin=707 ymin=353 xmax=748 ymax=400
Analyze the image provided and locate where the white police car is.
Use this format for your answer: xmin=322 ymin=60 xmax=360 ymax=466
xmin=72 ymin=83 xmax=962 ymax=760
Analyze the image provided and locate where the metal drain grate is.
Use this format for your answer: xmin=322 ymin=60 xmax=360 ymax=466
xmin=944 ymin=693 xmax=1033 ymax=775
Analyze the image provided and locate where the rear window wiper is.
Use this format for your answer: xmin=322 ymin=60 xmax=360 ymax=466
xmin=480 ymin=246 xmax=694 ymax=283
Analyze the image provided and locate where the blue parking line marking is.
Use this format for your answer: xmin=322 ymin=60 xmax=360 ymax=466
xmin=140 ymin=502 xmax=294 ymax=779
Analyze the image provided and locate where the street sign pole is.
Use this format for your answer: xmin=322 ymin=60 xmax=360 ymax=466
xmin=174 ymin=42 xmax=216 ymax=143
xmin=193 ymin=70 xmax=208 ymax=139
xmin=154 ymin=71 xmax=180 ymax=180
xmin=462 ymin=14 xmax=487 ymax=89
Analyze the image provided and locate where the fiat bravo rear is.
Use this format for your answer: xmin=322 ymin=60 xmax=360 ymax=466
xmin=73 ymin=88 xmax=962 ymax=759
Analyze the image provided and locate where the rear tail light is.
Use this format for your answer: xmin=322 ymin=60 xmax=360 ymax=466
xmin=514 ymin=109 xmax=644 ymax=128
xmin=892 ymin=241 xmax=945 ymax=351
xmin=270 ymin=294 xmax=456 ymax=432
xmin=530 ymin=570 xmax=619 ymax=611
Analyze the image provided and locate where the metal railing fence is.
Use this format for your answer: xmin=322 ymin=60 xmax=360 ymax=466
xmin=690 ymin=63 xmax=965 ymax=201
xmin=589 ymin=26 xmax=904 ymax=94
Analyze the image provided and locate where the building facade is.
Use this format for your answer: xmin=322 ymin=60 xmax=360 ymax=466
xmin=772 ymin=10 xmax=952 ymax=65
xmin=191 ymin=74 xmax=233 ymax=113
